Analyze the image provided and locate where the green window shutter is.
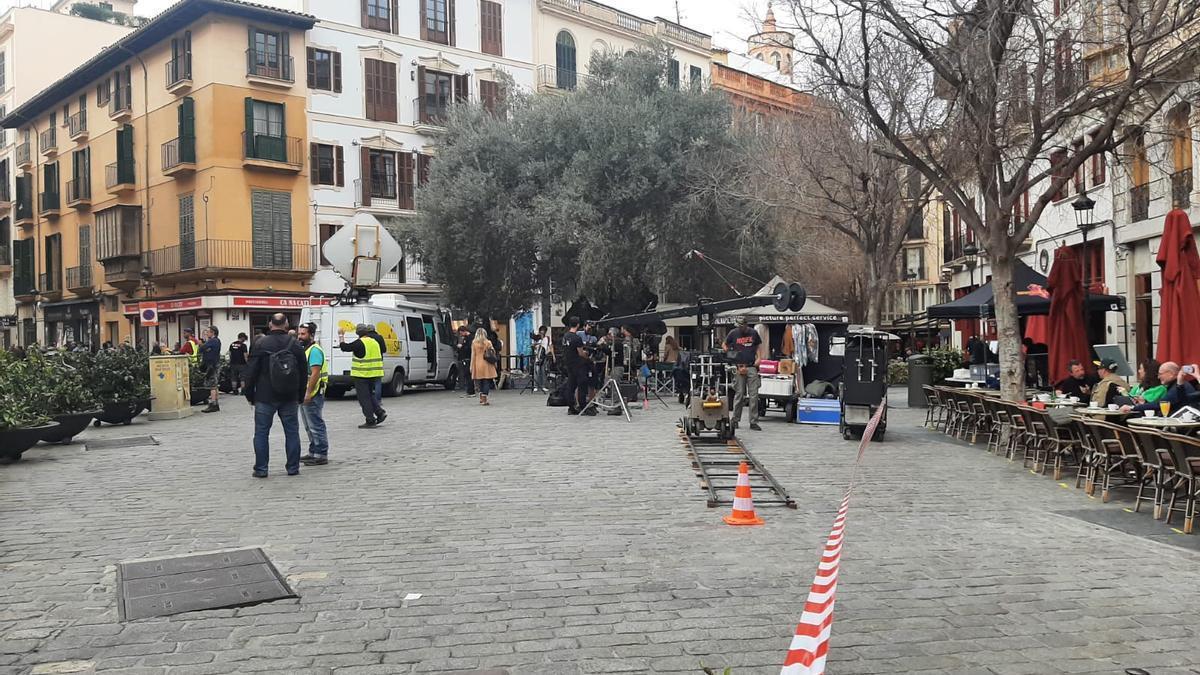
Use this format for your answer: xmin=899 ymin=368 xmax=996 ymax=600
xmin=244 ymin=97 xmax=254 ymax=157
xmin=179 ymin=97 xmax=196 ymax=163
xmin=251 ymin=190 xmax=272 ymax=268
xmin=13 ymin=238 xmax=34 ymax=295
xmin=272 ymin=191 xmax=292 ymax=269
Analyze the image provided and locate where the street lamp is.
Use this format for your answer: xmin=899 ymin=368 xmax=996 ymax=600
xmin=962 ymin=242 xmax=979 ymax=288
xmin=1072 ymin=193 xmax=1096 ymax=340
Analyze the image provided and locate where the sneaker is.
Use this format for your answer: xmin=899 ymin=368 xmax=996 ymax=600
xmin=581 ymin=408 xmax=598 ymax=416
xmin=359 ymin=421 xmax=378 ymax=429
xmin=252 ymin=470 xmax=268 ymax=478
xmin=749 ymin=423 xmax=762 ymax=431
xmin=301 ymin=456 xmax=328 ymax=466
xmin=287 ymin=469 xmax=300 ymax=476
xmin=567 ymin=408 xmax=580 ymax=416
xmin=375 ymin=410 xmax=388 ymax=425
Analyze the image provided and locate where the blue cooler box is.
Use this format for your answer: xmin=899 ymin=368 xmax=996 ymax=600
xmin=796 ymin=398 xmax=840 ymax=425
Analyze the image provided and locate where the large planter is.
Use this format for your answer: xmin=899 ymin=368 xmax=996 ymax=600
xmin=94 ymin=398 xmax=153 ymax=427
xmin=0 ymin=423 xmax=61 ymax=463
xmin=41 ymin=411 xmax=101 ymax=444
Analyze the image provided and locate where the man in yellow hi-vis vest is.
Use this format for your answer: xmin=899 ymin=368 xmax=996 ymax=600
xmin=338 ymin=323 xmax=388 ymax=428
xmin=297 ymin=322 xmax=330 ymax=465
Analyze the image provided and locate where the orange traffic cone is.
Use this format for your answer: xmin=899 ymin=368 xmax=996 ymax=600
xmin=723 ymin=461 xmax=764 ymax=526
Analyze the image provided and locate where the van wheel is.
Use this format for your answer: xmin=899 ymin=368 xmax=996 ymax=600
xmin=443 ymin=367 xmax=459 ymax=391
xmin=384 ymin=368 xmax=405 ymax=397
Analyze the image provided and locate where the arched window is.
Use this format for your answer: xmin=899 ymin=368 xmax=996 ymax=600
xmin=755 ymin=53 xmax=764 ymax=61
xmin=555 ymin=31 xmax=577 ymax=90
xmin=772 ymin=52 xmax=781 ymax=70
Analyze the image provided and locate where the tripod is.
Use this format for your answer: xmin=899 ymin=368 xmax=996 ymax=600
xmin=519 ymin=349 xmax=539 ymax=395
xmin=578 ymin=348 xmax=632 ymax=421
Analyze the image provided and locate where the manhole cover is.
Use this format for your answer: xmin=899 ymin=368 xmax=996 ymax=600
xmin=85 ymin=436 xmax=159 ymax=450
xmin=116 ymin=548 xmax=296 ymax=621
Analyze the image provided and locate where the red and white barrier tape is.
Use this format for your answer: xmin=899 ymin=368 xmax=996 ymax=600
xmin=780 ymin=400 xmax=886 ymax=675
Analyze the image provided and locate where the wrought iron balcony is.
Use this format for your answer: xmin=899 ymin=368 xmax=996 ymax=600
xmin=536 ymin=64 xmax=590 ymax=92
xmin=245 ymin=49 xmax=294 ymax=84
xmin=105 ymin=160 xmax=136 ymax=192
xmin=143 ymin=240 xmax=317 ymax=278
xmin=242 ymin=133 xmax=302 ymax=171
xmin=67 ymin=110 xmax=88 ymax=141
xmin=109 ymin=92 xmax=132 ymax=120
xmin=39 ymin=127 xmax=57 ymax=156
xmin=413 ymin=97 xmax=449 ymax=133
xmin=1130 ymin=183 xmax=1150 ymax=223
xmin=166 ymin=54 xmax=192 ymax=92
xmin=39 ymin=190 xmax=61 ymax=216
xmin=1172 ymin=168 xmax=1193 ymax=209
xmin=39 ymin=270 xmax=62 ymax=296
xmin=66 ymin=178 xmax=91 ymax=207
xmin=66 ymin=264 xmax=93 ymax=292
xmin=161 ymin=137 xmax=196 ymax=175
xmin=353 ymin=178 xmax=414 ymax=211
xmin=15 ymin=141 xmax=31 ymax=168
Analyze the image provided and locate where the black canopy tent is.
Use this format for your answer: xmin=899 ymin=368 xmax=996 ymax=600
xmin=927 ymin=260 xmax=1126 ymax=319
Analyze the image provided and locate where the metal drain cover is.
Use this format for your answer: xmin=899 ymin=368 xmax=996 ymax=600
xmin=85 ymin=436 xmax=159 ymax=450
xmin=116 ymin=548 xmax=296 ymax=621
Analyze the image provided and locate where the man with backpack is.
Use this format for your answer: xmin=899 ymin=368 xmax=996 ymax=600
xmin=243 ymin=313 xmax=309 ymax=478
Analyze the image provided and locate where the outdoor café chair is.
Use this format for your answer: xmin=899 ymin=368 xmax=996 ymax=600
xmin=1028 ymin=408 xmax=1082 ymax=479
xmin=981 ymin=397 xmax=1011 ymax=455
xmin=1131 ymin=428 xmax=1171 ymax=518
xmin=969 ymin=394 xmax=996 ymax=447
xmin=1159 ymin=431 xmax=1200 ymax=534
xmin=923 ymin=385 xmax=943 ymax=429
xmin=1005 ymin=403 xmax=1033 ymax=463
xmin=1081 ymin=419 xmax=1141 ymax=502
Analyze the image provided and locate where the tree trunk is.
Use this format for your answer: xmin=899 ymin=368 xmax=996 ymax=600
xmin=990 ymin=248 xmax=1026 ymax=401
xmin=864 ymin=264 xmax=886 ymax=328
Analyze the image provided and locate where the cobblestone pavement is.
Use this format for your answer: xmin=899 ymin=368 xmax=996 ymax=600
xmin=2 ymin=387 xmax=1199 ymax=675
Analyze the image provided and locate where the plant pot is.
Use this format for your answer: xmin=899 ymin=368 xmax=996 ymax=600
xmin=190 ymin=388 xmax=210 ymax=406
xmin=0 ymin=423 xmax=61 ymax=463
xmin=41 ymin=411 xmax=101 ymax=444
xmin=94 ymin=398 xmax=153 ymax=426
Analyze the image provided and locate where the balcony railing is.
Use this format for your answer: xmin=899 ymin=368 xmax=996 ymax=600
xmin=67 ymin=110 xmax=87 ymax=139
xmin=1130 ymin=183 xmax=1150 ymax=222
xmin=39 ymin=128 xmax=57 ymax=154
xmin=39 ymin=271 xmax=62 ymax=294
xmin=66 ymin=178 xmax=91 ymax=204
xmin=536 ymin=64 xmax=592 ymax=91
xmin=66 ymin=264 xmax=93 ymax=291
xmin=413 ymin=97 xmax=449 ymax=127
xmin=109 ymin=92 xmax=131 ymax=118
xmin=15 ymin=141 xmax=31 ymax=166
xmin=658 ymin=19 xmax=710 ymax=48
xmin=105 ymin=160 xmax=136 ymax=189
xmin=1053 ymin=62 xmax=1086 ymax=105
xmin=245 ymin=49 xmax=294 ymax=83
xmin=39 ymin=190 xmax=61 ymax=214
xmin=166 ymin=54 xmax=192 ymax=89
xmin=242 ymin=133 xmax=302 ymax=168
xmin=15 ymin=194 xmax=33 ymax=222
xmin=161 ymin=137 xmax=196 ymax=172
xmin=0 ymin=244 xmax=9 ymax=267
xmin=143 ymin=240 xmax=316 ymax=276
xmin=1172 ymin=168 xmax=1193 ymax=208
xmin=354 ymin=178 xmax=414 ymax=211
xmin=544 ymin=0 xmax=654 ymax=36
xmin=0 ymin=180 xmax=9 ymax=203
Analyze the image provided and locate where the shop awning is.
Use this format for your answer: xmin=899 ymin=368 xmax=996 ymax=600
xmin=926 ymin=260 xmax=1126 ymax=319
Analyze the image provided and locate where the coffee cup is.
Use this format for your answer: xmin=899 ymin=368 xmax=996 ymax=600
xmin=1107 ymin=404 xmax=1119 ymax=411
xmin=1144 ymin=410 xmax=1155 ymax=417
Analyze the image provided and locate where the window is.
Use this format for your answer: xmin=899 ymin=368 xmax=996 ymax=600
xmin=555 ymin=31 xmax=577 ymax=89
xmin=0 ymin=106 xmax=5 ymax=145
xmin=248 ymin=28 xmax=290 ymax=81
xmin=95 ymin=205 xmax=142 ymax=260
xmin=1050 ymin=148 xmax=1068 ymax=201
xmin=169 ymin=31 xmax=192 ymax=85
xmin=307 ymin=48 xmax=342 ymax=92
xmin=369 ymin=150 xmax=397 ymax=199
xmin=400 ymin=153 xmax=415 ymax=208
xmin=479 ymin=79 xmax=502 ymax=115
xmin=97 ymin=78 xmax=111 ymax=106
xmin=667 ymin=58 xmax=680 ymax=89
xmin=250 ymin=189 xmax=293 ymax=269
xmin=244 ymin=99 xmax=286 ymax=162
xmin=71 ymin=148 xmax=90 ymax=199
xmin=179 ymin=193 xmax=195 ymax=269
xmin=418 ymin=69 xmax=460 ymax=123
xmin=406 ymin=316 xmax=425 ymax=342
xmin=0 ymin=217 xmax=8 ymax=264
xmin=1090 ymin=133 xmax=1106 ymax=186
xmin=1130 ymin=128 xmax=1149 ymax=187
xmin=689 ymin=65 xmax=703 ymax=90
xmin=1012 ymin=190 xmax=1029 ymax=227
xmin=45 ymin=233 xmax=62 ymax=291
xmin=79 ymin=225 xmax=91 ymax=269
xmin=480 ymin=0 xmax=502 ymax=56
xmin=422 ymin=0 xmax=454 ymax=45
xmin=772 ymin=52 xmax=781 ymax=70
xmin=364 ymin=58 xmax=397 ymax=122
xmin=310 ymin=143 xmax=344 ymax=186
xmin=319 ymin=223 xmax=341 ymax=266
xmin=417 ymin=153 xmax=431 ymax=186
xmin=0 ymin=51 xmax=5 ymax=92
xmin=904 ymin=247 xmax=925 ymax=280
xmin=363 ymin=0 xmax=396 ymax=32
xmin=1169 ymin=104 xmax=1192 ymax=173
xmin=43 ymin=161 xmax=59 ymax=198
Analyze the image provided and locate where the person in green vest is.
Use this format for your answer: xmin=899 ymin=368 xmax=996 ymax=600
xmin=338 ymin=323 xmax=388 ymax=428
xmin=297 ymin=322 xmax=330 ymax=465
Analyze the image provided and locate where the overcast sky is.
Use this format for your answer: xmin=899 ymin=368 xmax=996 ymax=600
xmin=6 ymin=0 xmax=766 ymax=52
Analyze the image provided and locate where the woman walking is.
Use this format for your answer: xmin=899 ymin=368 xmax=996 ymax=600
xmin=471 ymin=328 xmax=499 ymax=405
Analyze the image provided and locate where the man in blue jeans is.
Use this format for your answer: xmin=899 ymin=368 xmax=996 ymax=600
xmin=242 ymin=313 xmax=309 ymax=477
xmin=297 ymin=322 xmax=330 ymax=465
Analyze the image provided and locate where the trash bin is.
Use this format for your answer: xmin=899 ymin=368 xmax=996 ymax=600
xmin=908 ymin=354 xmax=933 ymax=408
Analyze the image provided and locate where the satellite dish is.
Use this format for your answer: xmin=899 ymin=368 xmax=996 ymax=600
xmin=322 ymin=213 xmax=404 ymax=289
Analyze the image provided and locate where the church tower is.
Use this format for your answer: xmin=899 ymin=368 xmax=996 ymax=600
xmin=748 ymin=3 xmax=796 ymax=82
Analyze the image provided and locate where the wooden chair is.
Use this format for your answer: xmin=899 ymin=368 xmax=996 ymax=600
xmin=1130 ymin=428 xmax=1171 ymax=518
xmin=923 ymin=385 xmax=943 ymax=429
xmin=1080 ymin=419 xmax=1141 ymax=501
xmin=1027 ymin=408 xmax=1083 ymax=479
xmin=1160 ymin=432 xmax=1200 ymax=534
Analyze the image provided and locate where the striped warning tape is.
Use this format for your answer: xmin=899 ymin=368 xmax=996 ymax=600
xmin=780 ymin=400 xmax=886 ymax=675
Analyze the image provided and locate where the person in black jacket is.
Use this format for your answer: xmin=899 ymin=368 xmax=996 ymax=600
xmin=243 ymin=313 xmax=309 ymax=478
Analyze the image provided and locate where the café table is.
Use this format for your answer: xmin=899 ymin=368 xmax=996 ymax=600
xmin=1127 ymin=417 xmax=1200 ymax=434
xmin=943 ymin=377 xmax=984 ymax=388
xmin=1073 ymin=407 xmax=1133 ymax=419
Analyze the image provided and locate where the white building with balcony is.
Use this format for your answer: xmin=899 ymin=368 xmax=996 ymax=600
xmin=534 ymin=0 xmax=711 ymax=94
xmin=304 ymin=0 xmax=535 ymax=303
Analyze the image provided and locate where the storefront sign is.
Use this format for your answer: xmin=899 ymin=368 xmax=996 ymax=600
xmin=712 ymin=313 xmax=850 ymax=325
xmin=43 ymin=301 xmax=98 ymax=323
xmin=231 ymin=296 xmax=331 ymax=308
xmin=0 ymin=315 xmax=17 ymax=328
xmin=123 ymin=298 xmax=204 ymax=315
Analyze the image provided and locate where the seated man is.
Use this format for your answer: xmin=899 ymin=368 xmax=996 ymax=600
xmin=1120 ymin=361 xmax=1196 ymax=414
xmin=1090 ymin=358 xmax=1128 ymax=407
xmin=1054 ymin=359 xmax=1097 ymax=400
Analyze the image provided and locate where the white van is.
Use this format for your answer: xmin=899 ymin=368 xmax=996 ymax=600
xmin=299 ymin=295 xmax=460 ymax=397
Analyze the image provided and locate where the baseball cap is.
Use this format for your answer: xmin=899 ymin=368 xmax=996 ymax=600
xmin=1093 ymin=358 xmax=1119 ymax=372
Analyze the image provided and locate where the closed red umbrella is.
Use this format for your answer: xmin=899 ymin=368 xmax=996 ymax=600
xmin=1155 ymin=209 xmax=1200 ymax=367
xmin=1046 ymin=247 xmax=1090 ymax=385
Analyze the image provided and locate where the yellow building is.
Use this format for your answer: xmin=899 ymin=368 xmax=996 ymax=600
xmin=2 ymin=0 xmax=315 ymax=349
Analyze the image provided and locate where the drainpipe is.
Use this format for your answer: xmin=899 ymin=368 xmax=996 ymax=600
xmin=116 ymin=45 xmax=150 ymax=346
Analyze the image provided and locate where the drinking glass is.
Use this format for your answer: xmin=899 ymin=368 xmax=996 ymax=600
xmin=1160 ymin=401 xmax=1171 ymax=417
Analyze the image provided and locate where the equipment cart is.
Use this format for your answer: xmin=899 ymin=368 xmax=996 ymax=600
xmin=839 ymin=329 xmax=899 ymax=441
xmin=756 ymin=363 xmax=797 ymax=423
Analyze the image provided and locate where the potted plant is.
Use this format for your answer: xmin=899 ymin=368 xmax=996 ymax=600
xmin=90 ymin=347 xmax=153 ymax=426
xmin=29 ymin=349 xmax=102 ymax=444
xmin=0 ymin=351 xmax=59 ymax=463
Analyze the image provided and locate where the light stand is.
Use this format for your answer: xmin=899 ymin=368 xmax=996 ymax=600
xmin=963 ymin=242 xmax=980 ymax=339
xmin=1073 ymin=194 xmax=1096 ymax=351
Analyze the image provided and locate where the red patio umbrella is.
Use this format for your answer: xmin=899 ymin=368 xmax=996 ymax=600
xmin=1021 ymin=284 xmax=1050 ymax=345
xmin=1046 ymin=247 xmax=1090 ymax=385
xmin=1155 ymin=209 xmax=1200 ymax=366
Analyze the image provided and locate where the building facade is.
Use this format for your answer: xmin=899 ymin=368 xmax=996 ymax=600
xmin=304 ymin=0 xmax=536 ymax=304
xmin=533 ymin=0 xmax=711 ymax=94
xmin=2 ymin=0 xmax=316 ymax=349
xmin=882 ymin=196 xmax=951 ymax=341
xmin=0 ymin=6 xmax=132 ymax=348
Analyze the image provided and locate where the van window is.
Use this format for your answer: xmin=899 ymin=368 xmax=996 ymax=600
xmin=405 ymin=316 xmax=425 ymax=342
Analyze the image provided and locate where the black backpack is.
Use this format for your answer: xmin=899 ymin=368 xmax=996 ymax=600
xmin=268 ymin=338 xmax=302 ymax=396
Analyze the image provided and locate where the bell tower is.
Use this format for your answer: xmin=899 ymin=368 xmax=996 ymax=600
xmin=748 ymin=3 xmax=796 ymax=81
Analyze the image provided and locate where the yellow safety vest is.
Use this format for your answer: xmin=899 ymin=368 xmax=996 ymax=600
xmin=351 ymin=336 xmax=385 ymax=379
xmin=305 ymin=343 xmax=329 ymax=394
xmin=185 ymin=338 xmax=200 ymax=365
